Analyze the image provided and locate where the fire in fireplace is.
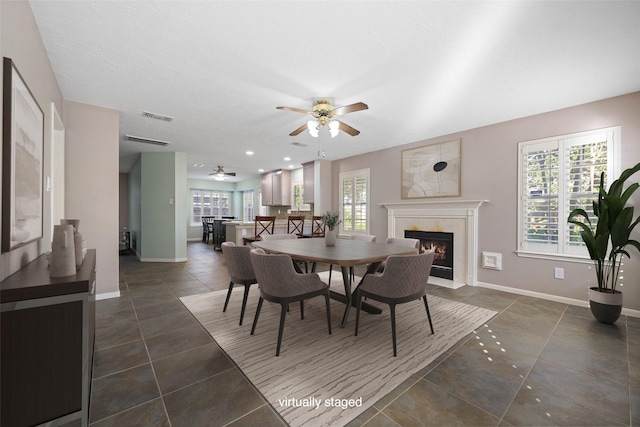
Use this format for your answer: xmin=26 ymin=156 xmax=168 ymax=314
xmin=404 ymin=230 xmax=454 ymax=280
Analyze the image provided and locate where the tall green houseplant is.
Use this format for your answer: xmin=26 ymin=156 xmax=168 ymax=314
xmin=567 ymin=162 xmax=640 ymax=293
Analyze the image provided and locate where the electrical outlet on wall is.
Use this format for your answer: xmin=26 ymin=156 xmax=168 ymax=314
xmin=554 ymin=267 xmax=564 ymax=279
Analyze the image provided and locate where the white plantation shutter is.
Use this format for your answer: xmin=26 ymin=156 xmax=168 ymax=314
xmin=191 ymin=190 xmax=232 ymax=225
xmin=340 ymin=169 xmax=370 ymax=234
xmin=518 ymin=127 xmax=618 ymax=258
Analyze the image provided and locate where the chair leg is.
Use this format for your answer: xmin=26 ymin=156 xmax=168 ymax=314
xmin=250 ymin=297 xmax=264 ymax=335
xmin=422 ymin=295 xmax=434 ymax=334
xmin=325 ymin=294 xmax=332 ymax=335
xmin=328 ymin=264 xmax=333 ymax=285
xmin=354 ymin=292 xmax=363 ymax=336
xmin=390 ymin=304 xmax=397 ymax=357
xmin=276 ymin=303 xmax=288 ymax=356
xmin=239 ymin=285 xmax=251 ymax=326
xmin=223 ymin=282 xmax=234 ymax=312
xmin=300 ymin=300 xmax=304 ymax=320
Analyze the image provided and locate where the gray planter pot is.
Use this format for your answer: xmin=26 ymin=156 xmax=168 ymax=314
xmin=588 ymin=287 xmax=623 ymax=324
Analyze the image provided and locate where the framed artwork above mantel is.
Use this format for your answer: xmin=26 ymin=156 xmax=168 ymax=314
xmin=401 ymin=138 xmax=461 ymax=199
xmin=2 ymin=57 xmax=44 ymax=252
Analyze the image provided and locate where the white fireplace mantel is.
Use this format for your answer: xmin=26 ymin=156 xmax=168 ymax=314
xmin=379 ymin=200 xmax=488 ymax=287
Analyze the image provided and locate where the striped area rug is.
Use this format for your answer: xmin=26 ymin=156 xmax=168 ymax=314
xmin=180 ymin=280 xmax=496 ymax=427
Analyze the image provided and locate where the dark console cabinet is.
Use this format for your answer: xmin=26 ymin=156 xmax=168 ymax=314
xmin=1 ymin=250 xmax=96 ymax=427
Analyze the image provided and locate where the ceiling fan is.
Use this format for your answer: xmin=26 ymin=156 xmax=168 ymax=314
xmin=208 ymin=166 xmax=236 ymax=177
xmin=277 ymin=99 xmax=368 ymax=137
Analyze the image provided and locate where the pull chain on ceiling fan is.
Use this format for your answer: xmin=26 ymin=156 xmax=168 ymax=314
xmin=277 ymin=99 xmax=368 ymax=138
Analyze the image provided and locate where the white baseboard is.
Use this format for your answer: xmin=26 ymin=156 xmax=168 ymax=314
xmin=477 ymin=281 xmax=640 ymax=318
xmin=96 ymin=291 xmax=121 ymax=300
xmin=139 ymin=257 xmax=188 ymax=263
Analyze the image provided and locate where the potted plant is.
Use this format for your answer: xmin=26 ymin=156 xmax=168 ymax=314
xmin=567 ymin=162 xmax=640 ymax=324
xmin=322 ymin=211 xmax=341 ymax=246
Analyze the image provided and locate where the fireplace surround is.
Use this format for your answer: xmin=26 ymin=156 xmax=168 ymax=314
xmin=381 ymin=200 xmax=486 ymax=288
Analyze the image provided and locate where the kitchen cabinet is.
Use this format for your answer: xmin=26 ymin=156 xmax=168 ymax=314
xmin=303 ymin=161 xmax=314 ymax=204
xmin=261 ymin=169 xmax=291 ymax=206
xmin=1 ymin=250 xmax=97 ymax=427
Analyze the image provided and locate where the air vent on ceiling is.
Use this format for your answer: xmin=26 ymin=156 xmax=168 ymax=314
xmin=125 ymin=135 xmax=171 ymax=146
xmin=291 ymin=142 xmax=309 ymax=147
xmin=142 ymin=111 xmax=174 ymax=122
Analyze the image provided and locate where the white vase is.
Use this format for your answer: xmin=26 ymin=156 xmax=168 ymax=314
xmin=325 ymin=229 xmax=337 ymax=246
xmin=50 ymin=224 xmax=76 ymax=277
xmin=61 ymin=219 xmax=83 ymax=268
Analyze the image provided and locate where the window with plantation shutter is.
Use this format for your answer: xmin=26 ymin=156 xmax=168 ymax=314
xmin=339 ymin=168 xmax=370 ymax=235
xmin=517 ymin=127 xmax=619 ymax=260
xmin=191 ymin=190 xmax=232 ymax=226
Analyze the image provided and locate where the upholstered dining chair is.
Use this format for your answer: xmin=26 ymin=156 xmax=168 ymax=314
xmin=377 ymin=237 xmax=421 ymax=273
xmin=287 ymin=215 xmax=305 ymax=237
xmin=249 ymin=248 xmax=332 ymax=356
xmin=243 ymin=215 xmax=276 ymax=245
xmin=355 ymin=250 xmax=436 ymax=356
xmin=221 ymin=242 xmax=258 ymax=326
xmin=328 ymin=234 xmax=377 ymax=285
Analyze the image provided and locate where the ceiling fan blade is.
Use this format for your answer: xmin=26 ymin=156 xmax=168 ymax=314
xmin=338 ymin=120 xmax=360 ymax=136
xmin=277 ymin=106 xmax=313 ymax=115
xmin=225 ymin=172 xmax=236 ymax=176
xmin=289 ymin=123 xmax=308 ymax=136
xmin=333 ymin=102 xmax=368 ymax=116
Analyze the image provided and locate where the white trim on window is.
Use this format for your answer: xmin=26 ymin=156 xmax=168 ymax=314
xmin=190 ymin=189 xmax=232 ymax=226
xmin=516 ymin=126 xmax=620 ymax=261
xmin=339 ymin=168 xmax=370 ymax=236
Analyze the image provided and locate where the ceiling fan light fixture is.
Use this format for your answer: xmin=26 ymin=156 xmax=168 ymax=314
xmin=329 ymin=120 xmax=340 ymax=138
xmin=307 ymin=120 xmax=319 ymax=137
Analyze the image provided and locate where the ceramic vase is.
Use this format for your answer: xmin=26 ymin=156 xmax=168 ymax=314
xmin=325 ymin=229 xmax=337 ymax=246
xmin=61 ymin=219 xmax=83 ymax=268
xmin=50 ymin=224 xmax=76 ymax=277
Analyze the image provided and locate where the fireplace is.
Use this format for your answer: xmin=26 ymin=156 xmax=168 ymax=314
xmin=404 ymin=230 xmax=454 ymax=280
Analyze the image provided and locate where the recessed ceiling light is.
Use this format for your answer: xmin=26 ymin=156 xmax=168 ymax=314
xmin=258 ymin=168 xmax=264 ymax=172
xmin=193 ymin=163 xmax=205 ymax=167
xmin=284 ymin=157 xmax=291 ymax=161
xmin=246 ymin=151 xmax=254 ymax=155
xmin=288 ymin=165 xmax=295 ymax=169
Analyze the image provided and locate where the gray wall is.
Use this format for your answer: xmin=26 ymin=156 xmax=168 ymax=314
xmin=63 ymin=100 xmax=120 ymax=296
xmin=332 ymin=92 xmax=640 ymax=311
xmin=0 ymin=0 xmax=63 ymax=281
xmin=139 ymin=152 xmax=187 ymax=261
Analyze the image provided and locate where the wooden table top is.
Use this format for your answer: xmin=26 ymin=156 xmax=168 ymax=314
xmin=252 ymin=238 xmax=417 ymax=267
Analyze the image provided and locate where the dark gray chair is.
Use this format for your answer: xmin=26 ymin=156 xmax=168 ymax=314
xmin=355 ymin=250 xmax=436 ymax=356
xmin=377 ymin=237 xmax=421 ymax=272
xmin=221 ymin=242 xmax=258 ymax=326
xmin=249 ymin=248 xmax=332 ymax=356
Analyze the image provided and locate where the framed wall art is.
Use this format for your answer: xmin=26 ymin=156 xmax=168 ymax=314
xmin=401 ymin=138 xmax=461 ymax=199
xmin=2 ymin=57 xmax=44 ymax=252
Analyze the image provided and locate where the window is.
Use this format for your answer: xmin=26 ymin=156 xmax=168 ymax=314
xmin=191 ymin=190 xmax=231 ymax=225
xmin=339 ymin=168 xmax=370 ymax=235
xmin=243 ymin=190 xmax=255 ymax=222
xmin=517 ymin=127 xmax=619 ymax=260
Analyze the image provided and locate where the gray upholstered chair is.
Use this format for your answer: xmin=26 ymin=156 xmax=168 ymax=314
xmin=221 ymin=242 xmax=258 ymax=326
xmin=249 ymin=248 xmax=332 ymax=356
xmin=328 ymin=234 xmax=377 ymax=285
xmin=355 ymin=250 xmax=436 ymax=356
xmin=377 ymin=237 xmax=421 ymax=272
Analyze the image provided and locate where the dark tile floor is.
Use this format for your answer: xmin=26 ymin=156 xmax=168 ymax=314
xmin=89 ymin=242 xmax=639 ymax=426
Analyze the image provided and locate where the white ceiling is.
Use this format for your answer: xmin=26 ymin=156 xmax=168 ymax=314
xmin=29 ymin=1 xmax=640 ymax=182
